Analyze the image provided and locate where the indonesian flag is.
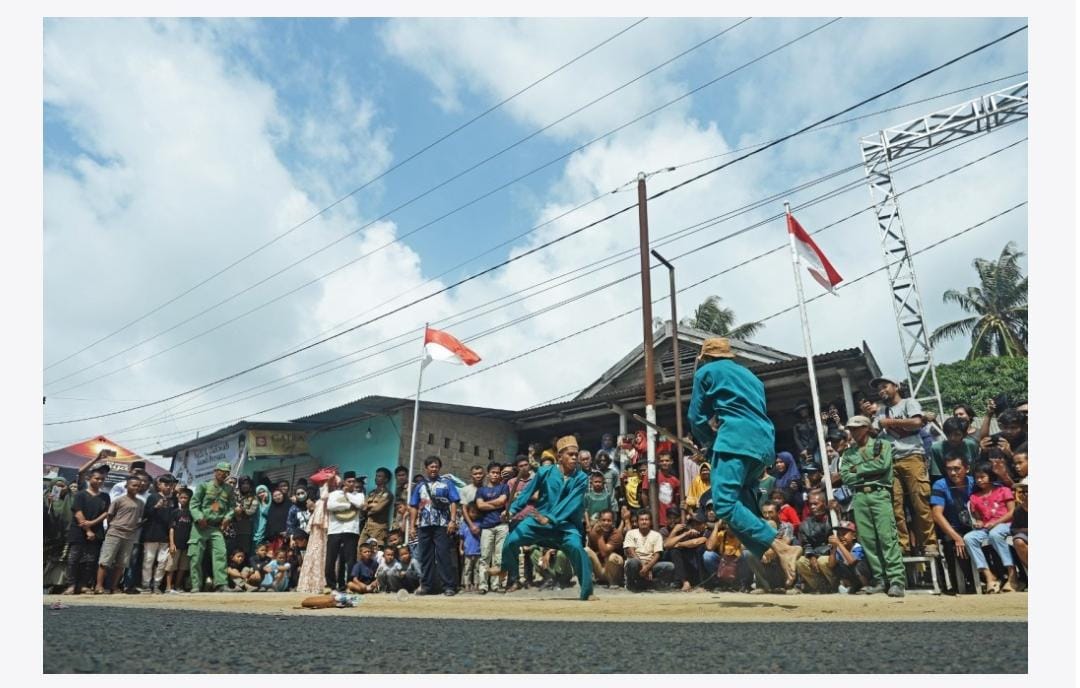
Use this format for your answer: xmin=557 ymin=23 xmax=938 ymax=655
xmin=787 ymin=212 xmax=843 ymax=293
xmin=424 ymin=326 xmax=481 ymax=366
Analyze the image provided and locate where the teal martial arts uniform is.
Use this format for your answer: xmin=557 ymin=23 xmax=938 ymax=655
xmin=688 ymin=358 xmax=778 ymax=558
xmin=500 ymin=464 xmax=594 ymax=600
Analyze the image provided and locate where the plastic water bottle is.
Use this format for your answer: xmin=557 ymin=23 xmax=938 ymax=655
xmin=397 ymin=588 xmax=410 ymax=602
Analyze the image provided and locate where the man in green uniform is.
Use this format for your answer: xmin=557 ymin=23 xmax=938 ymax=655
xmin=687 ymin=337 xmax=802 ymax=586
xmin=188 ymin=461 xmax=236 ymax=592
xmin=840 ymin=416 xmax=906 ymax=597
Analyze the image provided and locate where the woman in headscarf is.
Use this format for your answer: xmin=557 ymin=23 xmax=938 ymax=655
xmin=297 ymin=469 xmax=338 ymax=593
xmin=263 ymin=488 xmax=291 ymax=553
xmin=772 ymin=451 xmax=803 ymax=510
xmin=43 ymin=478 xmax=74 ymax=592
xmin=252 ymin=485 xmax=271 ymax=547
xmin=686 ymin=462 xmax=712 ymax=512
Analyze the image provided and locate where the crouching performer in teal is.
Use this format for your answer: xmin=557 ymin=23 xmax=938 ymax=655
xmin=500 ymin=435 xmax=595 ymax=600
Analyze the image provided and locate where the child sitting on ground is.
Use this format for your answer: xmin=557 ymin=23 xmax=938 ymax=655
xmin=827 ymin=520 xmax=871 ymax=594
xmin=346 ymin=542 xmax=379 ymax=594
xmin=259 ymin=548 xmax=292 ymax=592
xmin=769 ymin=489 xmax=802 ymax=529
xmin=227 ymin=549 xmax=260 ymax=591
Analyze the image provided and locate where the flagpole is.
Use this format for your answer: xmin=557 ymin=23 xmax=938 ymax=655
xmin=404 ymin=322 xmax=429 ymax=542
xmin=785 ymin=202 xmax=838 ymax=529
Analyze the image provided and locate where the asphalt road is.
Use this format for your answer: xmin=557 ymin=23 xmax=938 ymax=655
xmin=44 ymin=606 xmax=1026 ymax=673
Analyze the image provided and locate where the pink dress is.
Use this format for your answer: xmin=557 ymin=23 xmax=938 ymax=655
xmin=297 ymin=484 xmax=330 ymax=593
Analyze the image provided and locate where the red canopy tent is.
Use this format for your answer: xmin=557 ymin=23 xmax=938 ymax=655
xmin=43 ymin=436 xmax=166 ymax=488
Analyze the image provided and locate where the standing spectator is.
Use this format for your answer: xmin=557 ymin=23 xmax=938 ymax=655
xmin=664 ymin=512 xmax=707 ymax=592
xmin=44 ymin=478 xmax=74 ymax=593
xmin=655 ymin=451 xmax=681 ymax=530
xmin=64 ymin=466 xmax=111 ymax=596
xmin=871 ymin=376 xmax=938 ymax=556
xmin=682 ymin=449 xmax=704 ymax=489
xmin=506 ymin=455 xmax=537 ymax=587
xmin=791 ymin=401 xmax=818 ymax=462
xmin=578 ymin=450 xmax=593 ymax=474
xmin=841 ymin=416 xmax=906 ymax=597
xmin=165 ymin=487 xmax=193 ymax=593
xmin=458 ymin=465 xmax=486 ymax=530
xmin=1011 ymin=480 xmax=1027 ymax=585
xmin=409 ymin=457 xmax=461 ymax=596
xmin=596 ymin=453 xmax=620 ymax=495
xmin=109 ymin=464 xmax=151 ymax=594
xmin=621 ymin=460 xmax=648 ymax=516
xmin=286 ymin=488 xmax=312 ymax=546
xmin=596 ymin=434 xmax=617 ymax=465
xmin=795 ymin=490 xmax=836 ymax=594
xmin=346 ymin=542 xmax=379 ymax=594
xmin=325 ymin=471 xmax=365 ymax=592
xmin=930 ymin=455 xmax=975 ymax=593
xmin=585 ymin=509 xmax=625 ymax=588
xmin=459 ymin=503 xmax=483 ymax=592
xmin=583 ymin=471 xmax=618 ymax=529
xmin=952 ymin=404 xmax=978 ymax=436
xmin=476 ymin=462 xmax=510 ymax=593
xmin=231 ymin=477 xmax=258 ymax=558
xmin=263 ymin=489 xmax=291 ymax=554
xmin=964 ymin=462 xmax=1018 ymax=593
xmin=623 ymin=511 xmax=674 ymax=591
xmin=685 ymin=462 xmax=712 ymax=513
xmin=95 ymin=477 xmax=145 ymax=594
xmin=930 ymin=417 xmax=980 ymax=481
xmin=297 ymin=470 xmax=336 ymax=594
xmin=188 ymin=462 xmax=236 ymax=592
xmin=360 ymin=468 xmax=393 ymax=545
xmin=140 ymin=475 xmax=178 ymax=594
xmin=252 ymin=485 xmax=270 ymax=547
xmin=393 ymin=466 xmax=410 ymax=510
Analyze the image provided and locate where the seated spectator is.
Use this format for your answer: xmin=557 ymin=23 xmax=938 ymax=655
xmin=964 ymin=462 xmax=1018 ymax=593
xmin=227 ymin=549 xmax=260 ymax=591
xmin=346 ymin=543 xmax=379 ymax=594
xmin=756 ymin=464 xmax=775 ymax=513
xmin=827 ymin=521 xmax=871 ymax=593
xmin=930 ymin=417 xmax=980 ymax=481
xmin=663 ymin=508 xmax=707 ymax=592
xmin=795 ymin=490 xmax=836 ymax=594
xmin=375 ymin=545 xmax=400 ymax=592
xmin=702 ymin=514 xmax=748 ymax=592
xmin=259 ymin=548 xmax=292 ymax=592
xmin=797 ymin=463 xmax=825 ymax=520
xmin=623 ymin=511 xmax=673 ymax=591
xmin=752 ymin=503 xmax=794 ymax=593
xmin=769 ymin=489 xmax=801 ymax=530
xmin=1011 ymin=480 xmax=1027 ymax=587
xmin=586 ymin=509 xmax=625 ymax=588
xmin=379 ymin=545 xmax=421 ymax=594
xmin=531 ymin=548 xmax=574 ymax=590
xmin=249 ymin=542 xmax=273 ymax=577
xmin=979 ymin=408 xmax=1027 ymax=470
xmin=930 ymin=455 xmax=976 ymax=593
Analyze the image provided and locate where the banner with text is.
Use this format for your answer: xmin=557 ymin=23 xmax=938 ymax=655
xmin=246 ymin=429 xmax=310 ymax=457
xmin=170 ymin=433 xmax=245 ymax=487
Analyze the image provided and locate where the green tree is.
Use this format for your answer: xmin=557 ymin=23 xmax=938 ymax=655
xmin=682 ymin=295 xmax=764 ymax=339
xmin=929 ymin=242 xmax=1027 ymax=358
xmin=934 ymin=357 xmax=1027 ymax=411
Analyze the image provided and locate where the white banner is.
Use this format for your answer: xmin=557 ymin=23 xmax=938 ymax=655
xmin=170 ymin=433 xmax=246 ymax=487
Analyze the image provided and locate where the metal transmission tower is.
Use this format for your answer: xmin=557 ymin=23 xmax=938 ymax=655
xmin=859 ymin=81 xmax=1028 ymax=415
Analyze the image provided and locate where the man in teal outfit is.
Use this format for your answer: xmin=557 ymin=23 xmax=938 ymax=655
xmin=687 ymin=338 xmax=801 ymax=586
xmin=500 ymin=435 xmax=595 ymax=600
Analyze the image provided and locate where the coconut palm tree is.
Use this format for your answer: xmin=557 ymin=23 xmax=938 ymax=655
xmin=682 ymin=295 xmax=764 ymax=339
xmin=929 ymin=242 xmax=1027 ymax=358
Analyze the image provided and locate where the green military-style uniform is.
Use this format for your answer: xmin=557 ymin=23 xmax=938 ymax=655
xmin=841 ymin=437 xmax=906 ymax=587
xmin=188 ymin=463 xmax=235 ymax=591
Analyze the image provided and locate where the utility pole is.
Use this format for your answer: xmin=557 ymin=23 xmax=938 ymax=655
xmin=650 ymin=249 xmax=685 ymax=494
xmin=637 ymin=172 xmax=659 ymax=526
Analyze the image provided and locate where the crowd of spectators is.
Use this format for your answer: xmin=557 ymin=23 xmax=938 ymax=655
xmin=43 ymin=385 xmax=1028 ymax=598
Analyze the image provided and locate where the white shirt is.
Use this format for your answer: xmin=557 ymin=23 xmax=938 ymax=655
xmin=326 ymin=489 xmax=366 ymax=535
xmin=623 ymin=528 xmax=664 ymax=562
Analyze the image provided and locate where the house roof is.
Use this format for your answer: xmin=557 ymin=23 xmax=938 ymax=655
xmin=289 ymin=395 xmax=516 ymax=428
xmin=152 ymin=421 xmax=306 ymax=457
xmin=576 ymin=320 xmax=796 ymax=399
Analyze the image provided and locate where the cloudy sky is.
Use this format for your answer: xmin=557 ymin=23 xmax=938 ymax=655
xmin=41 ymin=17 xmax=1029 ymax=459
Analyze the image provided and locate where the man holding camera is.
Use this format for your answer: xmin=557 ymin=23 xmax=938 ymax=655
xmin=870 ymin=376 xmax=938 ymax=557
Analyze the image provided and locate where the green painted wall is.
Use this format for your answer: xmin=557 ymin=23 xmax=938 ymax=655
xmin=307 ymin=412 xmax=403 ymax=481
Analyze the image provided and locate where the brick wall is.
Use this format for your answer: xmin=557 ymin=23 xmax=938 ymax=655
xmin=397 ymin=410 xmax=518 ymax=478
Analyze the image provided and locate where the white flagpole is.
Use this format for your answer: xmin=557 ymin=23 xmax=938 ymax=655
xmin=404 ymin=322 xmax=430 ymax=542
xmin=785 ymin=202 xmax=838 ymax=529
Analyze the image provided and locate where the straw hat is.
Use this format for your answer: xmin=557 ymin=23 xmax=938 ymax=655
xmin=698 ymin=337 xmax=735 ymax=361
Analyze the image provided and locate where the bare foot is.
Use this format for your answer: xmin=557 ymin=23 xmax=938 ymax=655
xmin=505 ymin=583 xmax=522 ymax=594
xmin=681 ymin=582 xmax=692 ymax=592
xmin=583 ymin=594 xmax=599 ymax=601
xmin=773 ymin=541 xmax=800 ymax=587
xmin=61 ymin=586 xmax=77 ymax=596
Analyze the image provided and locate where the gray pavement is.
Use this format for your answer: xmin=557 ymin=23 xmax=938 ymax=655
xmin=44 ymin=605 xmax=1025 ymax=673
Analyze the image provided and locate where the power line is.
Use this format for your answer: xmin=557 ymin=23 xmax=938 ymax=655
xmin=45 ymin=18 xmax=752 ymax=389
xmin=44 ymin=25 xmax=1023 ymax=426
xmin=43 ymin=17 xmax=651 ymax=374
xmin=120 ymin=200 xmax=1025 ymax=453
xmin=106 ymin=135 xmax=1026 ymax=444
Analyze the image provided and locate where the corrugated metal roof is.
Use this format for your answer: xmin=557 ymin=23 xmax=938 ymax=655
xmin=289 ymin=395 xmax=516 ymax=426
xmin=153 ymin=421 xmax=305 ymax=457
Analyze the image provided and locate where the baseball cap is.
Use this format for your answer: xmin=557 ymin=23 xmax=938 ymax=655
xmin=214 ymin=461 xmax=232 ymax=472
xmin=869 ymin=376 xmax=901 ymax=390
xmin=845 ymin=415 xmax=872 ymax=429
xmin=837 ymin=520 xmax=857 ymax=533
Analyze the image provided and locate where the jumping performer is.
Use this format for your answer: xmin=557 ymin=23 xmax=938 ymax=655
xmin=687 ymin=337 xmax=802 ymax=586
xmin=500 ymin=435 xmax=595 ymax=600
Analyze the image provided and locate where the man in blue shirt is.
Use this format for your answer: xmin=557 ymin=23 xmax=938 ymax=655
xmin=687 ymin=338 xmax=801 ymax=587
xmin=500 ymin=435 xmax=594 ymax=600
xmin=408 ymin=456 xmax=460 ymax=596
xmin=475 ymin=462 xmax=510 ymax=593
xmin=930 ymin=454 xmax=976 ymax=593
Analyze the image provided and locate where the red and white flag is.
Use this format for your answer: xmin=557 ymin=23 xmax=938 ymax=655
xmin=424 ymin=326 xmax=481 ymax=366
xmin=786 ymin=213 xmax=843 ymax=293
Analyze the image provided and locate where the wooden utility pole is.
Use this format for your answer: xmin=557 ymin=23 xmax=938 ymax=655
xmin=637 ymin=173 xmax=659 ymax=526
